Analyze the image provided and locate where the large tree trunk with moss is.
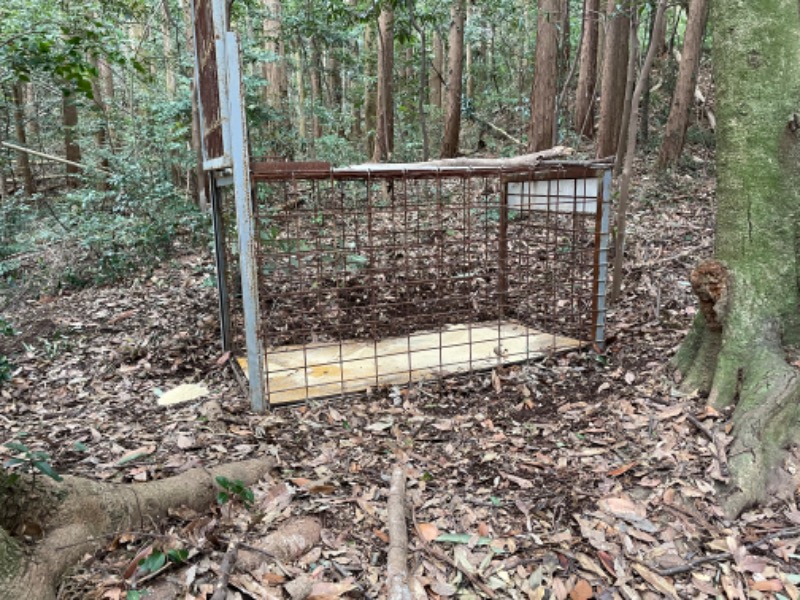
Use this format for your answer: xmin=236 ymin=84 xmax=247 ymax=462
xmin=0 ymin=460 xmax=273 ymax=599
xmin=674 ymin=0 xmax=800 ymax=517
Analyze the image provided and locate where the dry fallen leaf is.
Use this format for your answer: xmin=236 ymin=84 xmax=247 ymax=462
xmin=156 ymin=383 xmax=209 ymax=406
xmin=416 ymin=522 xmax=440 ymax=542
xmin=569 ymin=579 xmax=592 ymax=600
xmin=633 ymin=563 xmax=678 ymax=597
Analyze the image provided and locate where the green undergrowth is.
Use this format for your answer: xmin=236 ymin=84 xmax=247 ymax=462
xmin=0 ymin=182 xmax=210 ymax=302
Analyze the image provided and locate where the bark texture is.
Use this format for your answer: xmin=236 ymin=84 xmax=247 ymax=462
xmin=373 ymin=6 xmax=395 ymax=161
xmin=262 ymin=0 xmax=288 ymax=108
xmin=574 ymin=0 xmax=600 ymax=137
xmin=529 ymin=0 xmax=561 ymax=151
xmin=12 ymin=84 xmax=33 ymax=196
xmin=596 ymin=0 xmax=630 ymax=158
xmin=441 ymin=0 xmax=466 ymax=158
xmin=0 ymin=459 xmax=274 ymax=600
xmin=657 ymin=0 xmax=709 ymax=169
xmin=430 ymin=32 xmax=443 ymax=108
xmin=675 ymin=0 xmax=800 ymax=516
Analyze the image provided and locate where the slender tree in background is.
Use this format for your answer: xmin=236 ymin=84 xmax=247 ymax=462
xmin=596 ymin=0 xmax=630 ymax=157
xmin=574 ymin=0 xmax=599 ymax=137
xmin=364 ymin=24 xmax=377 ymax=156
xmin=441 ymin=0 xmax=466 ymax=158
xmin=62 ymin=92 xmax=81 ymax=186
xmin=12 ymin=83 xmax=34 ymax=196
xmin=657 ymin=0 xmax=709 ymax=169
xmin=529 ymin=0 xmax=560 ymax=151
xmin=262 ymin=0 xmax=288 ymax=108
xmin=614 ymin=9 xmax=639 ymax=171
xmin=430 ymin=31 xmax=443 ymax=109
xmin=611 ymin=0 xmax=666 ymax=303
xmin=373 ymin=5 xmax=395 ymax=161
xmin=676 ymin=0 xmax=800 ymax=516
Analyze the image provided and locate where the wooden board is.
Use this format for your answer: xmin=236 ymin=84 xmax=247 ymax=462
xmin=237 ymin=321 xmax=581 ymax=406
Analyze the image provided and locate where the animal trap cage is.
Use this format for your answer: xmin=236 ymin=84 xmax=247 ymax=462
xmin=228 ymin=160 xmax=611 ymax=407
xmin=190 ymin=0 xmax=610 ymax=410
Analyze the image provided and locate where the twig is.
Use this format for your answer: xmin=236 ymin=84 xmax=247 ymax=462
xmin=1 ymin=140 xmax=111 ymax=174
xmin=387 ymin=466 xmax=412 ymax=600
xmin=210 ymin=538 xmax=240 ymax=600
xmin=656 ymin=526 xmax=800 ymax=577
xmin=685 ymin=413 xmax=714 ymax=442
xmin=685 ymin=412 xmax=730 ymax=478
xmin=411 ymin=507 xmax=499 ymax=599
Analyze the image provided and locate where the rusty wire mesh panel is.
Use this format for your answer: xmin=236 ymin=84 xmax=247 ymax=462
xmin=250 ymin=164 xmax=607 ymax=404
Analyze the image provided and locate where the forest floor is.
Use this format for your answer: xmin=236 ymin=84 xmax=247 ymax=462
xmin=2 ymin=148 xmax=800 ymax=599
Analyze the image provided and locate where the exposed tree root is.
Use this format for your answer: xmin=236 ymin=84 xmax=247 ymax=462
xmin=675 ymin=261 xmax=800 ymax=516
xmin=0 ymin=458 xmax=275 ymax=600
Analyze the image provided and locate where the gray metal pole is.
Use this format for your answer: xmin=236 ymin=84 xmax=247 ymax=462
xmin=225 ymin=32 xmax=266 ymax=411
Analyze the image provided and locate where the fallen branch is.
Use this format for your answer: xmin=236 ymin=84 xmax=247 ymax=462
xmin=210 ymin=538 xmax=240 ymax=600
xmin=386 ymin=466 xmax=411 ymax=600
xmin=468 ymin=114 xmax=524 ymax=147
xmin=685 ymin=412 xmax=730 ymax=479
xmin=1 ymin=141 xmax=111 ymax=174
xmin=656 ymin=526 xmax=800 ymax=577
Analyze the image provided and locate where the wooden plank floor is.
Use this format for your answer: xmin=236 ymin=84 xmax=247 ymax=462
xmin=237 ymin=321 xmax=582 ymax=405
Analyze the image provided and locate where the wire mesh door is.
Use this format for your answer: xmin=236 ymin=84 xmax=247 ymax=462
xmin=244 ymin=161 xmax=610 ymax=406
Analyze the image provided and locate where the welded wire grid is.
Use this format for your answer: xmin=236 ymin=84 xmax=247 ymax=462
xmin=251 ymin=164 xmax=605 ymax=404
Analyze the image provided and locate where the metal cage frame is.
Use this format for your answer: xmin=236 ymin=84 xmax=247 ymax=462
xmin=192 ymin=0 xmax=611 ymax=411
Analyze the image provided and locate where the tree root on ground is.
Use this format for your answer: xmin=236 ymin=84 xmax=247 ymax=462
xmin=0 ymin=458 xmax=275 ymax=600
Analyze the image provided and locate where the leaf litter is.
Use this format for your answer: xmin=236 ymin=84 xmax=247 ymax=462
xmin=1 ymin=155 xmax=800 ymax=599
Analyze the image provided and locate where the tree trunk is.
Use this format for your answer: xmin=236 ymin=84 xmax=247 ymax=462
xmin=574 ymin=0 xmax=600 ymax=137
xmin=161 ymin=0 xmax=177 ymax=99
xmin=373 ymin=6 xmax=395 ymax=161
xmin=430 ymin=31 xmax=443 ymax=108
xmin=310 ymin=40 xmax=324 ymax=146
xmin=529 ymin=0 xmax=561 ymax=151
xmin=364 ymin=25 xmax=377 ymax=157
xmin=62 ymin=93 xmax=81 ymax=178
xmin=12 ymin=84 xmax=34 ymax=196
xmin=262 ymin=0 xmax=288 ymax=108
xmin=596 ymin=0 xmax=630 ymax=158
xmin=296 ymin=52 xmax=308 ymax=149
xmin=674 ymin=0 xmax=800 ymax=517
xmin=559 ymin=0 xmax=571 ymax=75
xmin=610 ymin=0 xmax=666 ymax=304
xmin=441 ymin=0 xmax=466 ymax=158
xmin=327 ymin=49 xmax=343 ymax=136
xmin=614 ymin=9 xmax=639 ymax=172
xmin=465 ymin=22 xmax=474 ymax=102
xmin=657 ymin=0 xmax=709 ymax=169
xmin=410 ymin=10 xmax=430 ymax=160
xmin=0 ymin=460 xmax=274 ymax=599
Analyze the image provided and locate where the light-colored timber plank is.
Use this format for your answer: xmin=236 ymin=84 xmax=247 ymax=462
xmin=237 ymin=321 xmax=582 ymax=405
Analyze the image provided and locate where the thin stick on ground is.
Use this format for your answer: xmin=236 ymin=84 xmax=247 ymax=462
xmin=210 ymin=538 xmax=240 ymax=600
xmin=655 ymin=526 xmax=800 ymax=577
xmin=386 ymin=465 xmax=412 ymax=600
